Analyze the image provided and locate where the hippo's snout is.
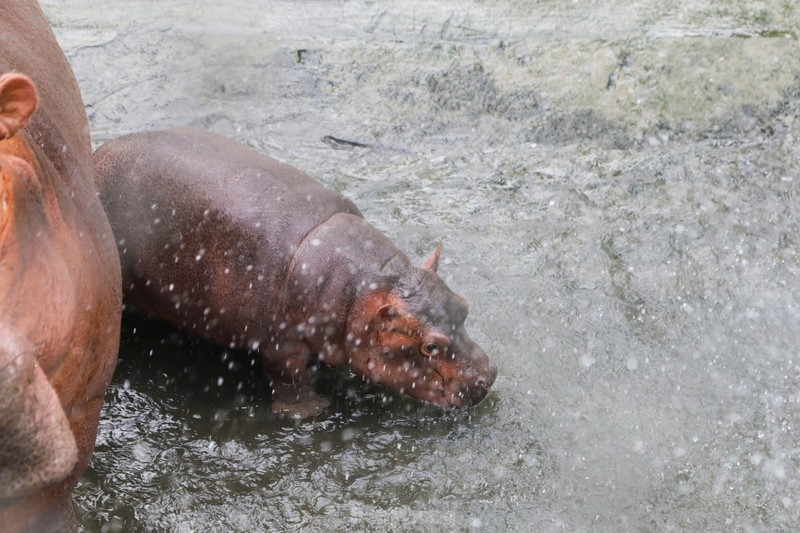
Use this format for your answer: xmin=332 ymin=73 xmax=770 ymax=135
xmin=465 ymin=380 xmax=490 ymax=405
xmin=444 ymin=344 xmax=497 ymax=408
xmin=462 ymin=358 xmax=497 ymax=406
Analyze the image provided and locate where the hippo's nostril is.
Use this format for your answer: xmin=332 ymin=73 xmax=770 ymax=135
xmin=476 ymin=378 xmax=489 ymax=389
xmin=469 ymin=384 xmax=489 ymax=405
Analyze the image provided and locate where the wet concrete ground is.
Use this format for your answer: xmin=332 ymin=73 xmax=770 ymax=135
xmin=40 ymin=1 xmax=800 ymax=530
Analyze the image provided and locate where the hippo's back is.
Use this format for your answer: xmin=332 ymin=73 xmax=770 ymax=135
xmin=95 ymin=127 xmax=361 ymax=224
xmin=94 ymin=127 xmax=362 ymax=345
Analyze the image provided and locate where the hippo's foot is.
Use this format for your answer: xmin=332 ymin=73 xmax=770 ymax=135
xmin=269 ymin=381 xmax=330 ymax=419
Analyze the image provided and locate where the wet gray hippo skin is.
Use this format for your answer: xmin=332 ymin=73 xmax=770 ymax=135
xmin=94 ymin=127 xmax=497 ymax=416
xmin=1 ymin=2 xmax=122 ymax=531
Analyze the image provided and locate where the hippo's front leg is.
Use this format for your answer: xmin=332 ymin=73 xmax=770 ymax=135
xmin=259 ymin=340 xmax=330 ymax=418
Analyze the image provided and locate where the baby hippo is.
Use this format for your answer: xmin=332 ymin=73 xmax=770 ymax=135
xmin=94 ymin=128 xmax=497 ymax=416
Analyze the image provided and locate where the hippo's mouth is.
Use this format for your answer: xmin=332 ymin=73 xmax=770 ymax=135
xmin=427 ymin=367 xmax=492 ymax=409
xmin=412 ymin=367 xmax=476 ymax=410
xmin=359 ymin=357 xmax=485 ymax=409
xmin=427 ymin=367 xmax=453 ymax=408
xmin=360 ymin=357 xmax=451 ymax=408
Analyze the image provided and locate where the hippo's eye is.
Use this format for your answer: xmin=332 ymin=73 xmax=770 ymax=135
xmin=421 ymin=343 xmax=441 ymax=358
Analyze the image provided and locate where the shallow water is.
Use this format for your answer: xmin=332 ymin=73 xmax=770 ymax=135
xmin=40 ymin=0 xmax=800 ymax=530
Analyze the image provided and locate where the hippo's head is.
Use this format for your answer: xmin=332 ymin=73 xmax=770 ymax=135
xmin=347 ymin=245 xmax=497 ymax=409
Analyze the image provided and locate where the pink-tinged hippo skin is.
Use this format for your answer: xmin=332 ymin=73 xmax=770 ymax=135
xmin=0 ymin=3 xmax=122 ymax=532
xmin=94 ymin=127 xmax=497 ymax=418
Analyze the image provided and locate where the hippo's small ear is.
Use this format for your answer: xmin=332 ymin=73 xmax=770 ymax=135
xmin=377 ymin=304 xmax=397 ymax=320
xmin=0 ymin=74 xmax=38 ymax=140
xmin=421 ymin=244 xmax=443 ymax=274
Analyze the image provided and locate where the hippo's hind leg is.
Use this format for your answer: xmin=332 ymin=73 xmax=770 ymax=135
xmin=259 ymin=340 xmax=330 ymax=418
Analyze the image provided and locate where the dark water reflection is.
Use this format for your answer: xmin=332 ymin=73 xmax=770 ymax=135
xmin=76 ymin=315 xmax=525 ymax=532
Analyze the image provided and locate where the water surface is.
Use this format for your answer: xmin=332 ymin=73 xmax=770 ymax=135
xmin=40 ymin=0 xmax=800 ymax=530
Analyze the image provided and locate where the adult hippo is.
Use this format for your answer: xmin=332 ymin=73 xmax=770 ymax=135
xmin=94 ymin=127 xmax=497 ymax=417
xmin=0 ymin=3 xmax=122 ymax=532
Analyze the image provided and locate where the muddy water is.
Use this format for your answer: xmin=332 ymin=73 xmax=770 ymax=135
xmin=41 ymin=0 xmax=800 ymax=530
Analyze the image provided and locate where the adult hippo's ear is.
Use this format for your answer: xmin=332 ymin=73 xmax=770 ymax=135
xmin=0 ymin=73 xmax=38 ymax=140
xmin=421 ymin=243 xmax=443 ymax=274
